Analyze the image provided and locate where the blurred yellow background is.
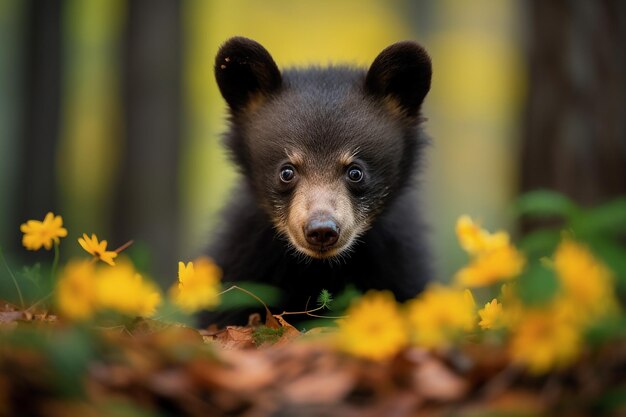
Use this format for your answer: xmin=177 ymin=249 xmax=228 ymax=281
xmin=7 ymin=0 xmax=621 ymax=285
xmin=181 ymin=0 xmax=524 ymax=279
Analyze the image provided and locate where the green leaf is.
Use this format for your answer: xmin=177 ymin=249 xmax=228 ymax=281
xmin=296 ymin=286 xmax=361 ymax=331
xmin=297 ymin=317 xmax=339 ymax=331
xmin=517 ymin=261 xmax=559 ymax=307
xmin=216 ymin=281 xmax=283 ymax=310
xmin=585 ymin=314 xmax=626 ymax=346
xmin=595 ymin=384 xmax=626 ymax=414
xmin=153 ymin=299 xmax=197 ymax=327
xmin=514 ymin=190 xmax=579 ymax=221
xmin=584 ymin=238 xmax=626 ymax=296
xmin=46 ymin=326 xmax=95 ymax=397
xmin=20 ymin=263 xmax=43 ymax=285
xmin=327 ymin=285 xmax=361 ymax=313
xmin=15 ymin=263 xmax=51 ymax=302
xmin=518 ymin=229 xmax=561 ymax=256
xmin=125 ymin=240 xmax=152 ymax=274
xmin=573 ymin=197 xmax=626 ymax=237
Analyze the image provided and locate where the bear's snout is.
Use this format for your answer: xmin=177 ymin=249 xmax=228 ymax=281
xmin=304 ymin=214 xmax=340 ymax=247
xmin=281 ymin=180 xmax=358 ymax=259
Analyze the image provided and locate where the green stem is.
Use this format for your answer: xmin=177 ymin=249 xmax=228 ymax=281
xmin=25 ymin=292 xmax=52 ymax=313
xmin=51 ymin=242 xmax=60 ymax=287
xmin=0 ymin=246 xmax=25 ymax=309
xmin=276 ymin=296 xmax=346 ymax=319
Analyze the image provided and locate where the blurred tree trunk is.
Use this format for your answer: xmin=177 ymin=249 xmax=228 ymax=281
xmin=10 ymin=0 xmax=62 ymax=257
xmin=522 ymin=0 xmax=626 ymax=205
xmin=0 ymin=1 xmax=26 ymax=252
xmin=114 ymin=0 xmax=181 ymax=282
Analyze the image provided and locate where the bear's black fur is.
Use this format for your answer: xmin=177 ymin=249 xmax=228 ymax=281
xmin=207 ymin=37 xmax=432 ymax=324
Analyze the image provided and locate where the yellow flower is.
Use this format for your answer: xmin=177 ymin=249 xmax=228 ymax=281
xmin=454 ymin=216 xmax=525 ymax=287
xmin=478 ymin=298 xmax=504 ymax=330
xmin=553 ymin=239 xmax=616 ymax=320
xmin=56 ymin=258 xmax=162 ymax=320
xmin=56 ymin=261 xmax=98 ymax=320
xmin=456 ymin=215 xmax=510 ymax=255
xmin=455 ymin=244 xmax=526 ymax=287
xmin=78 ymin=233 xmax=118 ymax=266
xmin=498 ymin=283 xmax=525 ymax=328
xmin=406 ymin=285 xmax=476 ymax=348
xmin=509 ymin=307 xmax=582 ymax=374
xmin=336 ymin=291 xmax=408 ymax=360
xmin=170 ymin=257 xmax=221 ymax=313
xmin=96 ymin=258 xmax=161 ymax=317
xmin=20 ymin=212 xmax=68 ymax=251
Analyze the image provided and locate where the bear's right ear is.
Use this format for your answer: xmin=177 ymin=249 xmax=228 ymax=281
xmin=215 ymin=37 xmax=282 ymax=113
xmin=365 ymin=41 xmax=432 ymax=118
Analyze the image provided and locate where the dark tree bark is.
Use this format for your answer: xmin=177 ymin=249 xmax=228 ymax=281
xmin=522 ymin=0 xmax=626 ymax=205
xmin=12 ymin=0 xmax=62 ymax=257
xmin=114 ymin=0 xmax=182 ymax=282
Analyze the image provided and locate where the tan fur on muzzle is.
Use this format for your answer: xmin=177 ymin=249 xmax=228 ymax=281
xmin=285 ymin=180 xmax=357 ymax=259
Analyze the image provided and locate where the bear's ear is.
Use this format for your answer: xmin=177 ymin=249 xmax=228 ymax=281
xmin=365 ymin=41 xmax=432 ymax=118
xmin=215 ymin=37 xmax=282 ymax=112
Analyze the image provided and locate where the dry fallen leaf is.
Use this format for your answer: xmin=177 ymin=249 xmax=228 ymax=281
xmin=477 ymin=388 xmax=546 ymax=415
xmin=283 ymin=371 xmax=354 ymax=404
xmin=0 ymin=311 xmax=24 ymax=324
xmin=1 ymin=296 xmax=624 ymax=417
xmin=213 ymin=326 xmax=256 ymax=350
xmin=269 ymin=315 xmax=301 ymax=347
xmin=189 ymin=350 xmax=275 ymax=393
xmin=412 ymin=358 xmax=469 ymax=401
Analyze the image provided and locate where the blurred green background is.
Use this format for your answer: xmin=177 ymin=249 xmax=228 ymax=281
xmin=1 ymin=0 xmax=625 ymax=285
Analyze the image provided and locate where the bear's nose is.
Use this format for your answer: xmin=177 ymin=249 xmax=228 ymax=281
xmin=304 ymin=217 xmax=340 ymax=247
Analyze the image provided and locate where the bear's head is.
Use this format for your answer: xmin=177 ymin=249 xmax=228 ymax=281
xmin=215 ymin=37 xmax=431 ymax=260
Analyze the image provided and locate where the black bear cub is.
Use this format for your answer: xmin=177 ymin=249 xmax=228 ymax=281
xmin=209 ymin=37 xmax=432 ymax=323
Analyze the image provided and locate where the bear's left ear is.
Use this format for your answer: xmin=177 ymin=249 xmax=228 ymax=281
xmin=215 ymin=37 xmax=282 ymax=113
xmin=365 ymin=41 xmax=432 ymax=118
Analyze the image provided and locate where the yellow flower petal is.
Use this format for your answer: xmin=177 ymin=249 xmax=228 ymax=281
xmin=407 ymin=285 xmax=476 ymax=349
xmin=336 ymin=291 xmax=407 ymax=360
xmin=20 ymin=212 xmax=68 ymax=251
xmin=509 ymin=306 xmax=582 ymax=374
xmin=56 ymin=261 xmax=98 ymax=320
xmin=553 ymin=239 xmax=616 ymax=321
xmin=456 ymin=215 xmax=486 ymax=255
xmin=78 ymin=233 xmax=118 ymax=266
xmin=96 ymin=258 xmax=161 ymax=317
xmin=170 ymin=257 xmax=221 ymax=313
xmin=455 ymin=242 xmax=525 ymax=287
xmin=478 ymin=298 xmax=504 ymax=330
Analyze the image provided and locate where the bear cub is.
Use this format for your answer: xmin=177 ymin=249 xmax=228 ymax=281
xmin=209 ymin=37 xmax=432 ymax=323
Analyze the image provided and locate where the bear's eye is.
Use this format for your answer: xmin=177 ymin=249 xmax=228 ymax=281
xmin=279 ymin=165 xmax=296 ymax=183
xmin=346 ymin=165 xmax=364 ymax=183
